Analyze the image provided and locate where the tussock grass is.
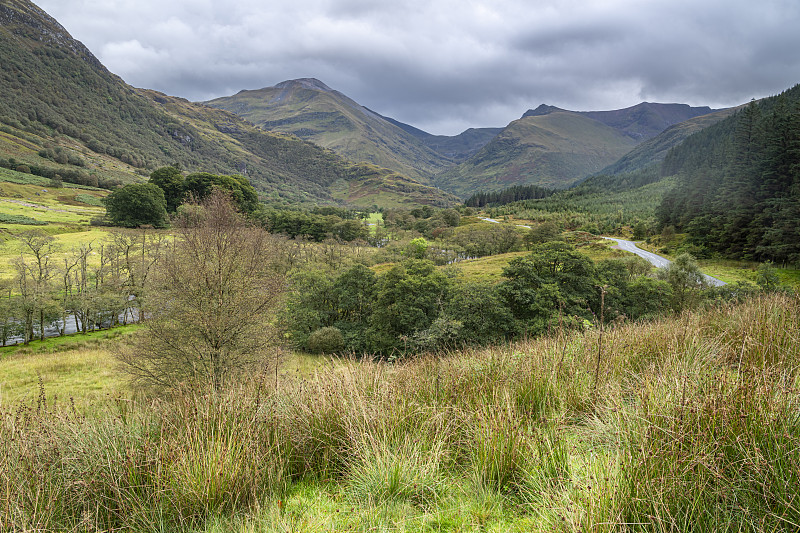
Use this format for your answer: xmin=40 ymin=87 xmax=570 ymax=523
xmin=1 ymin=293 xmax=799 ymax=531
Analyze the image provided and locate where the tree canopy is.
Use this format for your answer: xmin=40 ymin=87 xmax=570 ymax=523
xmin=103 ymin=183 xmax=168 ymax=228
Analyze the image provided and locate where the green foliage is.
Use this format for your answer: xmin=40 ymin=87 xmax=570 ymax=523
xmin=0 ymin=212 xmax=47 ymax=225
xmin=148 ymin=165 xmax=184 ymax=212
xmin=464 ymin=184 xmax=555 ymax=207
xmin=658 ymin=85 xmax=800 ymax=265
xmin=499 ymin=242 xmax=598 ymax=334
xmin=656 ymin=253 xmax=707 ymax=311
xmin=283 ymin=268 xmax=337 ymax=349
xmin=183 ymin=172 xmax=258 ymax=215
xmin=368 ymin=260 xmax=452 ymax=354
xmin=261 ymin=208 xmax=369 ymax=242
xmin=103 ymin=183 xmax=168 ymax=228
xmin=440 ymin=223 xmax=522 ymax=258
xmin=444 ymin=282 xmax=517 ymax=344
xmin=306 ymin=326 xmax=345 ymax=354
xmin=404 ymin=237 xmax=429 ymax=259
xmin=485 ymin=170 xmax=675 ymax=236
xmin=756 ymin=261 xmax=782 ymax=291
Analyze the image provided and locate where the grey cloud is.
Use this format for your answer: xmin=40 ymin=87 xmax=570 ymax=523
xmin=35 ymin=0 xmax=800 ymax=135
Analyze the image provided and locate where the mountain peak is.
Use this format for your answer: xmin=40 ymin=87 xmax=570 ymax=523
xmin=273 ymin=78 xmax=333 ymax=92
xmin=522 ymin=104 xmax=567 ymax=118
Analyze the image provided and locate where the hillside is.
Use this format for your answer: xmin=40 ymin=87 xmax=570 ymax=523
xmin=0 ymin=1 xmax=454 ymax=208
xmin=656 ymin=83 xmax=800 ymax=264
xmin=579 ymin=102 xmax=719 ymax=141
xmin=598 ymin=106 xmax=739 ymax=175
xmin=204 ymin=79 xmax=454 ymax=181
xmin=434 ymin=110 xmax=638 ymax=196
xmin=375 ymin=112 xmax=502 ymax=162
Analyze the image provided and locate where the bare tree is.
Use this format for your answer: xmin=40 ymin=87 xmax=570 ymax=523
xmin=15 ymin=231 xmax=57 ymax=342
xmin=116 ymin=191 xmax=285 ymax=391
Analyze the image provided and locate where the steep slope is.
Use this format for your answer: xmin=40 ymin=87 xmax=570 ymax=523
xmin=204 ymin=79 xmax=451 ymax=181
xmin=656 ymin=84 xmax=800 ymax=263
xmin=434 ymin=110 xmax=638 ymax=196
xmin=138 ymin=90 xmax=458 ymax=207
xmin=579 ymin=102 xmax=719 ymax=141
xmin=375 ymin=112 xmax=502 ymax=162
xmin=598 ymin=106 xmax=739 ymax=175
xmin=0 ymin=1 xmax=454 ymax=207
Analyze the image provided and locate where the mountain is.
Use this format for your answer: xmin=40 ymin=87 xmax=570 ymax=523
xmin=579 ymin=102 xmax=720 ymax=141
xmin=433 ymin=109 xmax=638 ymax=197
xmin=522 ymin=102 xmax=719 ymax=141
xmin=374 ymin=112 xmax=502 ymax=162
xmin=432 ymin=102 xmax=723 ymax=198
xmin=0 ymin=1 xmax=455 ymax=207
xmin=204 ymin=79 xmax=457 ymax=181
xmin=598 ymin=106 xmax=739 ymax=175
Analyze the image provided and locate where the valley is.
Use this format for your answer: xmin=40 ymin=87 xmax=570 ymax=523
xmin=1 ymin=0 xmax=799 ymax=531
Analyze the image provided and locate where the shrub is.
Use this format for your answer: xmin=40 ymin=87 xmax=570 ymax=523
xmin=306 ymin=326 xmax=344 ymax=354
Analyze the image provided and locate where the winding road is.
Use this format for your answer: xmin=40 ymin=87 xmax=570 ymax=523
xmin=476 ymin=220 xmax=725 ymax=286
xmin=603 ymin=237 xmax=726 ymax=287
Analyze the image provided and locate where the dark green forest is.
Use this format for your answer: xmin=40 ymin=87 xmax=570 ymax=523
xmin=657 ymin=85 xmax=800 ymax=265
xmin=464 ymin=184 xmax=555 ymax=207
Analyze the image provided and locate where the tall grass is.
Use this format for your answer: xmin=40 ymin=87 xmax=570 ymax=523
xmin=1 ymin=293 xmax=799 ymax=531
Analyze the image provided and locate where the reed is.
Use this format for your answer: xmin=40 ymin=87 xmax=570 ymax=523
xmin=1 ymin=293 xmax=798 ymax=531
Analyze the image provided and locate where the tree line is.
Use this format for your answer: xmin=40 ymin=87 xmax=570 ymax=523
xmin=657 ymin=85 xmax=800 ymax=265
xmin=464 ymin=184 xmax=555 ymax=208
xmin=283 ymin=241 xmax=738 ymax=357
xmin=0 ymin=229 xmax=163 ymax=346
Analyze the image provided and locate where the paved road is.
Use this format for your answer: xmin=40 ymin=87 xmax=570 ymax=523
xmin=603 ymin=237 xmax=726 ymax=287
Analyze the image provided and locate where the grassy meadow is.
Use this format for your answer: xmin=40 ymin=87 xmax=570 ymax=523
xmin=2 ymin=293 xmax=799 ymax=531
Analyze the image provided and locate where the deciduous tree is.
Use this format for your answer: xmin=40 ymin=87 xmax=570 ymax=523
xmin=116 ymin=191 xmax=284 ymax=391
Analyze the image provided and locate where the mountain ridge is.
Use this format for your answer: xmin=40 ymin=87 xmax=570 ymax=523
xmin=522 ymin=102 xmax=720 ymax=141
xmin=0 ymin=1 xmax=456 ymax=207
xmin=204 ymin=79 xmax=460 ymax=181
xmin=433 ymin=109 xmax=639 ymax=196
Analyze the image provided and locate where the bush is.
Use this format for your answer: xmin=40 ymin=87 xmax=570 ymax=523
xmin=103 ymin=183 xmax=168 ymax=228
xmin=306 ymin=326 xmax=345 ymax=354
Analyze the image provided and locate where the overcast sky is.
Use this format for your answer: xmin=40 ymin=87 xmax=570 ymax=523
xmin=36 ymin=0 xmax=800 ymax=135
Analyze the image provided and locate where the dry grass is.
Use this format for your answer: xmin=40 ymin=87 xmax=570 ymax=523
xmin=1 ymin=293 xmax=799 ymax=531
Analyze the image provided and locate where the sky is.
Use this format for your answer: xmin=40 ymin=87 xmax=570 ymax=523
xmin=35 ymin=0 xmax=800 ymax=136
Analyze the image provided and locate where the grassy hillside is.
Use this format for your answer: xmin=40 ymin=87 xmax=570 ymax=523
xmin=205 ymin=79 xmax=451 ymax=181
xmin=580 ymin=102 xmax=719 ymax=141
xmin=435 ymin=111 xmax=637 ymax=197
xmin=0 ymin=2 xmax=452 ymax=208
xmin=598 ymin=106 xmax=739 ymax=175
